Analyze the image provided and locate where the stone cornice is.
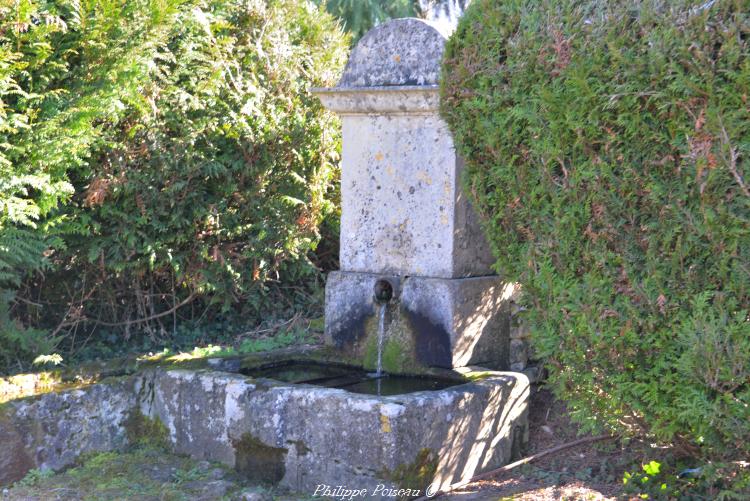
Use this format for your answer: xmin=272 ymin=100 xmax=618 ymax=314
xmin=311 ymin=85 xmax=440 ymax=114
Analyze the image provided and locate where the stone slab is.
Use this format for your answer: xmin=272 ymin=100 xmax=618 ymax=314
xmin=326 ymin=271 xmax=516 ymax=370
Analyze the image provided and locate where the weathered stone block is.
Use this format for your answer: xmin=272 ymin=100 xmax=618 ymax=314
xmin=314 ymin=19 xmax=494 ymax=279
xmin=509 ymin=339 xmax=529 ymax=372
xmin=0 ymin=378 xmax=137 ymax=485
xmin=336 ymin=111 xmax=494 ymax=278
xmin=326 ymin=271 xmax=515 ymax=371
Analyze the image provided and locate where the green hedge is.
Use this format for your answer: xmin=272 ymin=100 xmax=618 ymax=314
xmin=0 ymin=0 xmax=348 ymax=369
xmin=441 ymin=0 xmax=750 ymax=462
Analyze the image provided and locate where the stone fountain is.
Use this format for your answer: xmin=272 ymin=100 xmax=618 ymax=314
xmin=0 ymin=18 xmax=530 ymax=498
xmin=316 ymin=18 xmax=514 ymax=375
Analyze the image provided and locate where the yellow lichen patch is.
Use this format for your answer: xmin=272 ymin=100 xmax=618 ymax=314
xmin=416 ymin=171 xmax=433 ymax=185
xmin=380 ymin=414 xmax=392 ymax=433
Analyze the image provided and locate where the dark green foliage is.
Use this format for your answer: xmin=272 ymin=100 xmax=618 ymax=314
xmin=441 ymin=0 xmax=750 ymax=464
xmin=315 ymin=0 xmax=418 ymax=42
xmin=622 ymin=460 xmax=750 ymax=499
xmin=315 ymin=0 xmax=472 ymax=43
xmin=0 ymin=0 xmax=348 ymax=371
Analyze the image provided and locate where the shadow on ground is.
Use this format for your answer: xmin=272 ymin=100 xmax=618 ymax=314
xmin=439 ymin=387 xmax=647 ymax=501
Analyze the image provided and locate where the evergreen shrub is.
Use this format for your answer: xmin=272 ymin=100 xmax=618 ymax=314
xmin=0 ymin=0 xmax=348 ymax=369
xmin=441 ymin=0 xmax=750 ymax=462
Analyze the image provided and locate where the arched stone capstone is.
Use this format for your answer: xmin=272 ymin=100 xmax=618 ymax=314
xmin=338 ymin=18 xmax=447 ymax=88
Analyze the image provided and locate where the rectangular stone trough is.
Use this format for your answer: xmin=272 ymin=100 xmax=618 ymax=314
xmin=0 ymin=358 xmax=529 ymax=497
xmin=139 ymin=363 xmax=529 ymax=495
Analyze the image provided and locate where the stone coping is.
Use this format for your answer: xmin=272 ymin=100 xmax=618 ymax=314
xmin=0 ymin=345 xmax=455 ymax=405
xmin=311 ymin=85 xmax=440 ymax=114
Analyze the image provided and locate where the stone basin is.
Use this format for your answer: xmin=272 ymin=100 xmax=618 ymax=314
xmin=0 ymin=351 xmax=529 ymax=497
xmin=141 ymin=360 xmax=529 ymax=495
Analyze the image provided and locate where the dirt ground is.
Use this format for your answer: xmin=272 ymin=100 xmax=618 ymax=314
xmin=440 ymin=386 xmax=646 ymax=501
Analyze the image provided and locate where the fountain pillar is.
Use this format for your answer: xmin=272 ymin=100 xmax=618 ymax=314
xmin=314 ymin=19 xmax=517 ymax=372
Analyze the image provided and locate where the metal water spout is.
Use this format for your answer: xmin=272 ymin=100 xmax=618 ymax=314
xmin=373 ymin=279 xmax=394 ymax=304
xmin=372 ymin=278 xmax=396 ymax=379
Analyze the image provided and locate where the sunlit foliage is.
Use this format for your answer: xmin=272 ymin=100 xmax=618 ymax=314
xmin=0 ymin=0 xmax=348 ymax=371
xmin=442 ymin=0 xmax=750 ymax=467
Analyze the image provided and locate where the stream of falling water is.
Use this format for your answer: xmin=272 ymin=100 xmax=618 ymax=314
xmin=376 ymin=302 xmax=386 ymax=379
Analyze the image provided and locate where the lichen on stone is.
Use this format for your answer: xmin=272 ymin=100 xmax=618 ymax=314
xmin=286 ymin=439 xmax=310 ymax=456
xmin=361 ymin=312 xmax=423 ymax=375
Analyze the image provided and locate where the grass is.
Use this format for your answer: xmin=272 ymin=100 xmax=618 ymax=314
xmin=4 ymin=446 xmax=324 ymax=500
xmin=6 ymin=447 xmax=249 ymax=501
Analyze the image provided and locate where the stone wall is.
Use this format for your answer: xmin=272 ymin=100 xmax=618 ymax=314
xmin=0 ymin=377 xmax=137 ymax=485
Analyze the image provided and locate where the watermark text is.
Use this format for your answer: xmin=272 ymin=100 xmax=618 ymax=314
xmin=312 ymin=483 xmax=436 ymax=499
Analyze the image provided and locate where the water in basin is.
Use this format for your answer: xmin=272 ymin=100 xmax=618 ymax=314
xmin=241 ymin=361 xmax=463 ymax=396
